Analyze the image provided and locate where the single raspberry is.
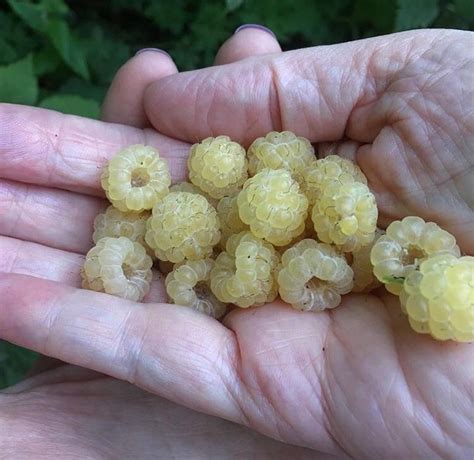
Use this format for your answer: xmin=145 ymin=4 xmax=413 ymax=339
xmin=145 ymin=192 xmax=220 ymax=263
xmin=170 ymin=181 xmax=218 ymax=208
xmin=93 ymin=205 xmax=153 ymax=256
xmin=399 ymin=254 xmax=473 ymax=342
xmin=247 ymin=131 xmax=315 ymax=181
xmin=165 ymin=259 xmax=227 ymax=319
xmin=210 ymin=231 xmax=280 ymax=308
xmin=216 ymin=194 xmax=248 ymax=249
xmin=82 ymin=237 xmax=153 ymax=302
xmin=302 ymin=155 xmax=367 ymax=205
xmin=370 ymin=216 xmax=461 ymax=295
xmin=311 ymin=181 xmax=378 ymax=252
xmin=350 ymin=228 xmax=384 ymax=293
xmin=237 ymin=168 xmax=308 ymax=246
xmin=188 ymin=136 xmax=248 ymax=199
xmin=101 ymin=144 xmax=170 ymax=212
xmin=278 ymin=239 xmax=353 ymax=311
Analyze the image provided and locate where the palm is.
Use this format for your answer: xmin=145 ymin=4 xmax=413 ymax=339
xmin=1 ymin=29 xmax=472 ymax=458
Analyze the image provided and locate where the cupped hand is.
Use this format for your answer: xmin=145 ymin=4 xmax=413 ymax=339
xmin=0 ymin=29 xmax=473 ymax=459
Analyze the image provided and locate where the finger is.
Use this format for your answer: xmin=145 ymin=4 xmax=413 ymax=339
xmin=0 ymin=104 xmax=189 ymax=196
xmin=0 ymin=236 xmax=84 ymax=285
xmin=0 ymin=273 xmax=244 ymax=424
xmin=0 ymin=179 xmax=105 ymax=253
xmin=0 ymin=236 xmax=167 ymax=303
xmin=102 ymin=49 xmax=178 ymax=127
xmin=144 ymin=31 xmax=460 ymax=146
xmin=143 ymin=33 xmax=391 ymax=145
xmin=214 ymin=25 xmax=281 ymax=65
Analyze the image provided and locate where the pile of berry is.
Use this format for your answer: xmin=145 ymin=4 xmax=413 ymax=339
xmin=82 ymin=132 xmax=473 ymax=342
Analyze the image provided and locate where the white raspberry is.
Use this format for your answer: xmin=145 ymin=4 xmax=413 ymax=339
xmin=311 ymin=181 xmax=378 ymax=252
xmin=188 ymin=136 xmax=248 ymax=199
xmin=278 ymin=239 xmax=353 ymax=312
xmin=370 ymin=216 xmax=461 ymax=295
xmin=247 ymin=131 xmax=315 ymax=181
xmin=400 ymin=254 xmax=473 ymax=342
xmin=82 ymin=237 xmax=153 ymax=302
xmin=93 ymin=205 xmax=153 ymax=256
xmin=302 ymin=155 xmax=367 ymax=205
xmin=166 ymin=259 xmax=227 ymax=319
xmin=145 ymin=192 xmax=220 ymax=263
xmin=237 ymin=168 xmax=308 ymax=246
xmin=210 ymin=231 xmax=280 ymax=308
xmin=101 ymin=144 xmax=170 ymax=212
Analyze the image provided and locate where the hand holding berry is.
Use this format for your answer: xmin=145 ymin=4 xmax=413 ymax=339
xmin=0 ymin=29 xmax=472 ymax=458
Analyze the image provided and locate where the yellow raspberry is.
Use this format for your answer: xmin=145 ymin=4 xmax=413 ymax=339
xmin=188 ymin=136 xmax=248 ymax=199
xmin=170 ymin=181 xmax=218 ymax=208
xmin=216 ymin=194 xmax=249 ymax=249
xmin=278 ymin=239 xmax=353 ymax=312
xmin=145 ymin=192 xmax=220 ymax=263
xmin=370 ymin=216 xmax=461 ymax=295
xmin=237 ymin=168 xmax=308 ymax=246
xmin=210 ymin=231 xmax=280 ymax=308
xmin=165 ymin=259 xmax=227 ymax=319
xmin=247 ymin=131 xmax=315 ymax=181
xmin=399 ymin=254 xmax=473 ymax=342
xmin=311 ymin=181 xmax=378 ymax=252
xmin=93 ymin=205 xmax=153 ymax=257
xmin=101 ymin=144 xmax=170 ymax=212
xmin=350 ymin=228 xmax=384 ymax=293
xmin=82 ymin=237 xmax=153 ymax=302
xmin=302 ymin=155 xmax=367 ymax=205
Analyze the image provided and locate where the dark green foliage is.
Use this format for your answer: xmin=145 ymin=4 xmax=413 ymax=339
xmin=0 ymin=0 xmax=471 ymax=389
xmin=0 ymin=342 xmax=38 ymax=389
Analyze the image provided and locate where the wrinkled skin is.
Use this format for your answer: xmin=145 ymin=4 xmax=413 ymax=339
xmin=0 ymin=29 xmax=473 ymax=458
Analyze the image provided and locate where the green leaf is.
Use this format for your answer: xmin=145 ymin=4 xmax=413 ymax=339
xmin=33 ymin=46 xmax=62 ymax=76
xmin=395 ymin=0 xmax=439 ymax=31
xmin=226 ymin=0 xmax=244 ymax=12
xmin=46 ymin=19 xmax=90 ymax=80
xmin=0 ymin=54 xmax=38 ymax=105
xmin=454 ymin=0 xmax=474 ymax=18
xmin=8 ymin=0 xmax=48 ymax=33
xmin=353 ymin=0 xmax=396 ymax=34
xmin=39 ymin=94 xmax=100 ymax=118
xmin=59 ymin=78 xmax=106 ymax=103
xmin=0 ymin=341 xmax=38 ymax=389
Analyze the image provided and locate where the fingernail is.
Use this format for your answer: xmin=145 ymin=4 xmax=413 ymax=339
xmin=135 ymin=48 xmax=171 ymax=58
xmin=234 ymin=24 xmax=276 ymax=38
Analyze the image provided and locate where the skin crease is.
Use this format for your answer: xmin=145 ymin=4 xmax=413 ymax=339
xmin=0 ymin=28 xmax=473 ymax=458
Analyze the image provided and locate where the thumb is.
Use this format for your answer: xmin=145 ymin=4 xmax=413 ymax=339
xmin=143 ymin=31 xmax=425 ymax=146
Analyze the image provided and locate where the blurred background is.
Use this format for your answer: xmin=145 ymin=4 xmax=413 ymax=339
xmin=0 ymin=0 xmax=473 ymax=388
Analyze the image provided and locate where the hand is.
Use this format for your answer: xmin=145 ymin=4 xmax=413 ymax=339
xmin=1 ymin=29 xmax=473 ymax=459
xmin=0 ymin=27 xmax=309 ymax=459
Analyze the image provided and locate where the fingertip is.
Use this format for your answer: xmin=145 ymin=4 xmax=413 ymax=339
xmin=214 ymin=24 xmax=282 ymax=65
xmin=101 ymin=50 xmax=178 ymax=127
